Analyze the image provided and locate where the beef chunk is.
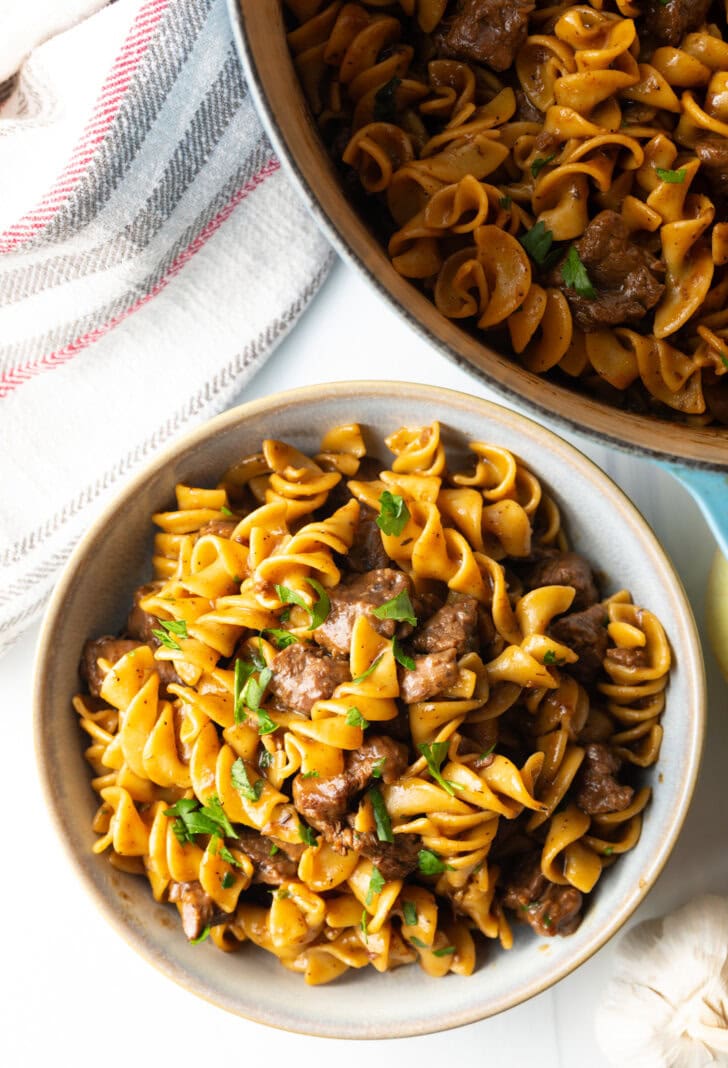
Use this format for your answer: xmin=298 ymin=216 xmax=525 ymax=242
xmin=521 ymin=550 xmax=599 ymax=612
xmin=438 ymin=0 xmax=535 ymax=72
xmin=605 ymin=646 xmax=649 ymax=669
xmin=126 ymin=584 xmax=160 ymax=642
xmin=236 ymin=829 xmax=301 ymax=885
xmin=502 ymin=855 xmax=582 ymax=936
xmin=267 ymin=642 xmax=350 ymax=714
xmin=354 ymin=831 xmax=421 ymax=880
xmin=576 ymin=743 xmax=634 ymax=815
xmin=80 ymin=637 xmax=143 ymax=697
xmin=642 ymin=0 xmax=711 ymax=46
xmin=196 ymin=519 xmax=238 ymax=539
xmin=346 ymin=504 xmax=390 ymax=573
xmin=412 ymin=596 xmax=479 ymax=655
xmin=549 ymin=603 xmax=609 ymax=687
xmin=398 ymin=648 xmax=459 ymax=703
xmin=314 ymin=568 xmax=413 ymax=658
xmin=696 ymin=140 xmax=728 ymax=216
xmin=168 ymin=880 xmax=226 ymax=940
xmin=293 ymin=736 xmax=408 ymax=839
xmin=552 ymin=211 xmax=664 ymax=331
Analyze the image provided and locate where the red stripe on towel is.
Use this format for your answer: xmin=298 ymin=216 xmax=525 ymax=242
xmin=0 ymin=158 xmax=280 ymax=397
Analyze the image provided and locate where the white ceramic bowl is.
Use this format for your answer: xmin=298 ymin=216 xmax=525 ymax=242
xmin=34 ymin=381 xmax=705 ymax=1038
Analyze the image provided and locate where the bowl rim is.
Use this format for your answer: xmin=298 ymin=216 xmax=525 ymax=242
xmin=228 ymin=0 xmax=728 ymax=472
xmin=33 ymin=380 xmax=706 ymax=1037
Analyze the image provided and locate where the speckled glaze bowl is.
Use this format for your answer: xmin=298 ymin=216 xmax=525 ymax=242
xmin=34 ymin=382 xmax=705 ymax=1038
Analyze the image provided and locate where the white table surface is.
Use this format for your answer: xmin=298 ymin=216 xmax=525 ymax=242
xmin=3 ymin=259 xmax=726 ymax=1066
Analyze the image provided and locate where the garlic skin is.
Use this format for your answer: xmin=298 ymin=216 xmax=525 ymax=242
xmin=595 ymin=896 xmax=728 ymax=1067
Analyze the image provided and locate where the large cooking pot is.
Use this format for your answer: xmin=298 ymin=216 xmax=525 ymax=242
xmin=227 ymin=1 xmax=727 ymax=550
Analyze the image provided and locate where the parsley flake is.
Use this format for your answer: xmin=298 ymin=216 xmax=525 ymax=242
xmin=190 ymin=926 xmax=211 ymax=944
xmin=164 ymin=795 xmax=236 ymax=843
xmin=479 ymin=743 xmax=496 ymax=760
xmin=221 ymin=871 xmax=236 ymax=889
xmin=346 ymin=707 xmax=370 ymax=729
xmin=259 ymin=749 xmax=273 ymax=770
xmin=519 ymin=220 xmax=556 ymax=267
xmin=372 ymin=589 xmax=417 ymax=626
xmin=433 ymin=945 xmax=456 ymax=957
xmin=360 ymin=909 xmax=369 ymax=940
xmin=604 ymin=846 xmax=614 ymax=856
xmin=152 ymin=617 xmax=187 ymax=650
xmin=352 ymin=653 xmax=384 ymax=684
xmin=418 ymin=741 xmax=460 ymax=796
xmin=269 ymin=843 xmax=280 ymax=856
xmin=301 ymin=769 xmax=320 ymax=779
xmin=371 ymin=756 xmax=386 ymax=780
xmin=409 ymin=935 xmax=428 ymax=949
xmin=418 ymin=848 xmax=455 ymax=875
xmin=543 ymin=649 xmax=557 ymax=665
xmin=376 ymin=491 xmax=410 ymax=536
xmin=298 ymin=820 xmax=318 ymax=847
xmin=231 ymin=757 xmax=264 ymax=802
xmin=499 ymin=195 xmax=512 ymax=210
xmin=256 ymin=708 xmax=278 ymax=736
xmin=214 ymin=842 xmax=243 ymax=869
xmin=721 ymin=352 xmax=728 ymax=370
xmin=220 ymin=505 xmax=233 ymax=517
xmin=233 ymin=658 xmax=254 ymax=723
xmin=274 ymin=579 xmax=329 ymax=630
xmin=368 ymin=786 xmax=394 ymax=843
xmin=366 ymin=866 xmax=386 ymax=906
xmin=402 ymin=900 xmax=418 ymax=926
xmin=656 ymin=165 xmax=687 ymax=183
xmin=531 ymin=153 xmax=555 ymax=178
xmin=392 ymin=636 xmax=415 ymax=670
xmin=561 ymin=246 xmax=596 ymax=299
xmin=263 ymin=628 xmax=298 ymax=650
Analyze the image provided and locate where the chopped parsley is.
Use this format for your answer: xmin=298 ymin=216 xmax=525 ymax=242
xmin=274 ymin=578 xmax=330 ymax=630
xmin=479 ymin=743 xmax=496 ymax=759
xmin=418 ymin=848 xmax=455 ymax=875
xmin=392 ymin=636 xmax=415 ymax=670
xmin=368 ymin=786 xmax=394 ymax=843
xmin=352 ymin=653 xmax=384 ymax=684
xmin=376 ymin=491 xmax=410 ymax=536
xmin=298 ymin=820 xmax=318 ymax=846
xmin=221 ymin=871 xmax=236 ymax=889
xmin=409 ymin=935 xmax=428 ymax=949
xmin=263 ymin=628 xmax=298 ymax=649
xmin=432 ymin=945 xmax=456 ymax=957
xmin=519 ymin=220 xmax=556 ymax=267
xmin=231 ymin=757 xmax=264 ymax=802
xmin=190 ymin=926 xmax=211 ymax=944
xmin=164 ymin=795 xmax=236 ymax=844
xmin=371 ymin=756 xmax=386 ymax=780
xmin=499 ymin=195 xmax=512 ymax=210
xmin=531 ymin=153 xmax=555 ymax=178
xmin=656 ymin=165 xmax=687 ymax=183
xmin=604 ymin=846 xmax=614 ymax=856
xmin=214 ymin=841 xmax=243 ymax=869
xmin=301 ymin=769 xmax=320 ymax=779
xmin=372 ymin=589 xmax=417 ymax=626
xmin=346 ymin=707 xmax=370 ymax=729
xmin=152 ymin=617 xmax=188 ymax=650
xmin=418 ymin=741 xmax=459 ymax=797
xmin=561 ymin=246 xmax=596 ymax=299
xmin=256 ymin=708 xmax=278 ymax=736
xmin=720 ymin=352 xmax=728 ymax=370
xmin=360 ymin=909 xmax=369 ymax=940
xmin=269 ymin=843 xmax=280 ymax=856
xmin=373 ymin=76 xmax=401 ymax=123
xmin=233 ymin=658 xmax=255 ymax=723
xmin=259 ymin=749 xmax=273 ymax=770
xmin=366 ymin=866 xmax=385 ymax=905
xmin=220 ymin=505 xmax=233 ymax=516
xmin=233 ymin=657 xmax=272 ymax=723
xmin=402 ymin=900 xmax=418 ymax=926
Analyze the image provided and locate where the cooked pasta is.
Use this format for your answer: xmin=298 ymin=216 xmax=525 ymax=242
xmin=285 ymin=0 xmax=728 ymax=425
xmin=76 ymin=421 xmax=671 ymax=982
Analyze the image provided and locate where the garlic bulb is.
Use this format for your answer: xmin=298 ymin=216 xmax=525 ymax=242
xmin=595 ymin=896 xmax=728 ymax=1067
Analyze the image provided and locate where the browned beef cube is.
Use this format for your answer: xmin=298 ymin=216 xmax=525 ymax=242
xmin=549 ymin=604 xmax=609 ymax=686
xmin=267 ymin=642 xmax=350 ymax=714
xmin=398 ymin=648 xmax=459 ymax=703
xmin=412 ymin=596 xmax=479 ymax=655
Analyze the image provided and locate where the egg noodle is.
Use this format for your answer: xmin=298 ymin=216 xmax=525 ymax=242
xmin=286 ymin=0 xmax=728 ymax=423
xmin=76 ymin=422 xmax=671 ymax=983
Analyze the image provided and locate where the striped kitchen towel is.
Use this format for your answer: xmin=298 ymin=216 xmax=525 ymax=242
xmin=0 ymin=0 xmax=334 ymax=656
